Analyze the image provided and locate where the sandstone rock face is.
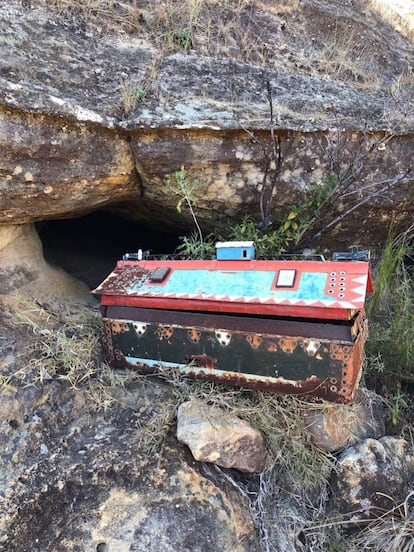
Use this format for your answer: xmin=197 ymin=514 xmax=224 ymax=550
xmin=177 ymin=400 xmax=267 ymax=473
xmin=328 ymin=436 xmax=414 ymax=521
xmin=1 ymin=2 xmax=412 ymax=130
xmin=304 ymin=388 xmax=385 ymax=452
xmin=0 ymin=377 xmax=258 ymax=551
xmin=0 ymin=109 xmax=140 ymax=224
xmin=130 ymin=128 xmax=413 ymax=246
xmin=0 ymin=224 xmax=92 ymax=304
xmin=0 ymin=1 xmax=413 ymax=250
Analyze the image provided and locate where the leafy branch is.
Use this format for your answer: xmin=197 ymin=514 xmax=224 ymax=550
xmin=164 ymin=165 xmax=204 ymax=251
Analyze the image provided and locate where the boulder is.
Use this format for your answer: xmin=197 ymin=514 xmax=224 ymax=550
xmin=177 ymin=400 xmax=267 ymax=473
xmin=304 ymin=388 xmax=385 ymax=452
xmin=328 ymin=436 xmax=414 ymax=522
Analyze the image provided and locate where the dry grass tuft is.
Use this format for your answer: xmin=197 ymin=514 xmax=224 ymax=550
xmin=10 ymin=296 xmax=155 ymax=411
xmin=14 ymin=296 xmax=102 ymax=388
xmin=43 ymin=0 xmax=143 ymax=32
xmin=309 ymin=26 xmax=381 ymax=90
xmin=134 ymin=395 xmax=177 ymax=456
xmin=350 ymin=491 xmax=414 ymax=551
xmin=120 ymin=76 xmax=148 ymax=114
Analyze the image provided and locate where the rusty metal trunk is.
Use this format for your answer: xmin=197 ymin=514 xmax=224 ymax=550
xmin=92 ymin=246 xmax=372 ymax=403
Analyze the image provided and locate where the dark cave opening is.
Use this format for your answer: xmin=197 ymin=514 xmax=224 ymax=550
xmin=37 ymin=211 xmax=181 ymax=289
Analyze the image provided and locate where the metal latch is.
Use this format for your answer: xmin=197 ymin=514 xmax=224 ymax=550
xmin=333 ymin=246 xmax=370 ymax=262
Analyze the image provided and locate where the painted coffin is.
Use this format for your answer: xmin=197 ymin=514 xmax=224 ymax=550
xmin=92 ymin=253 xmax=373 ymax=403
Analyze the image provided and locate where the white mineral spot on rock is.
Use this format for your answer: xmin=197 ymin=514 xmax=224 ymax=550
xmin=329 ymin=435 xmax=414 ymax=521
xmin=49 ymin=95 xmax=65 ymax=106
xmin=5 ymin=81 xmax=22 ymax=90
xmin=73 ymin=105 xmax=104 ymax=123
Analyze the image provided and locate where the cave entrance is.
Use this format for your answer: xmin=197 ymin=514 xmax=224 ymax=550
xmin=37 ymin=211 xmax=181 ymax=289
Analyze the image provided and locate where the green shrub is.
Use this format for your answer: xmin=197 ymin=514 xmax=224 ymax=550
xmin=365 ymin=226 xmax=414 ymax=426
xmin=222 ymin=177 xmax=337 ymax=257
xmin=175 ymin=231 xmax=216 ymax=259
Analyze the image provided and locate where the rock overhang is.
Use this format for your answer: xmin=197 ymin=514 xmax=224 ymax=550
xmin=0 ymin=0 xmax=413 ymax=250
xmin=0 ymin=1 xmax=413 ymax=133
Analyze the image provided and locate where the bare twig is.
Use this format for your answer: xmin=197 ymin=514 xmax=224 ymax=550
xmin=313 ymin=170 xmax=411 ymax=241
xmin=241 ymin=81 xmax=295 ymax=226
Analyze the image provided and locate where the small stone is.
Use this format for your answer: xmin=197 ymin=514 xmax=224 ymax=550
xmin=177 ymin=400 xmax=267 ymax=473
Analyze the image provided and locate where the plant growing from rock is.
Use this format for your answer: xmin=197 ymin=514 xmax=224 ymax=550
xmin=237 ymin=77 xmax=412 ymax=256
xmin=228 ymin=175 xmax=338 ymax=257
xmin=175 ymin=231 xmax=216 ymax=259
xmin=163 ymin=27 xmax=193 ymax=50
xmin=120 ymin=77 xmax=147 ymax=114
xmin=236 ymin=81 xmax=344 ymax=255
xmin=164 ymin=165 xmax=211 ymax=257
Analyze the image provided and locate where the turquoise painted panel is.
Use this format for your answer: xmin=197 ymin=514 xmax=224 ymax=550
xmin=290 ymin=272 xmax=327 ymax=300
xmin=129 ymin=270 xmax=333 ymax=302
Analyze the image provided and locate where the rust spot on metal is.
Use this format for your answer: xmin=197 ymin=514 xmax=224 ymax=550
xmin=155 ymin=326 xmax=174 ymax=340
xmin=187 ymin=328 xmax=202 ymax=343
xmin=180 ymin=366 xmax=348 ymax=403
xmin=184 ymin=354 xmax=217 ymax=369
xmin=95 ymin=265 xmax=150 ymax=295
xmin=267 ymin=342 xmax=278 ymax=352
xmin=110 ymin=320 xmax=129 ymax=334
xmin=246 ymin=334 xmax=263 ymax=349
xmin=278 ymin=337 xmax=298 ymax=354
